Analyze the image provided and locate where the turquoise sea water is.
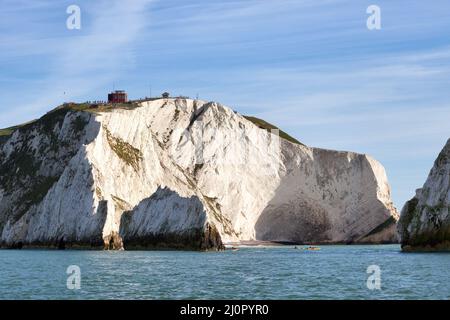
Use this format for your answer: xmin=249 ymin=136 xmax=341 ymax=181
xmin=0 ymin=245 xmax=449 ymax=299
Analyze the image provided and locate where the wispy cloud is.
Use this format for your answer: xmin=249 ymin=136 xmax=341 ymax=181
xmin=0 ymin=0 xmax=152 ymax=125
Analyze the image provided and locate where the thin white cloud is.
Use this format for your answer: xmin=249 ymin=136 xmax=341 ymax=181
xmin=0 ymin=0 xmax=152 ymax=126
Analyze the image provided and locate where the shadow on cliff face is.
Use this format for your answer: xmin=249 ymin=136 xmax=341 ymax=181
xmin=254 ymin=147 xmax=332 ymax=244
xmin=255 ymin=198 xmax=331 ymax=244
xmin=255 ymin=146 xmax=399 ymax=244
xmin=0 ymin=110 xmax=106 ymax=248
xmin=119 ymin=187 xmax=224 ymax=251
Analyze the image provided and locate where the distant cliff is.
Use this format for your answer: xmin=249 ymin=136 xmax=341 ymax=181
xmin=0 ymin=98 xmax=398 ymax=250
xmin=398 ymin=139 xmax=450 ymax=251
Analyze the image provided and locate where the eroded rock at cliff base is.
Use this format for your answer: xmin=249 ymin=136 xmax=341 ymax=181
xmin=398 ymin=139 xmax=450 ymax=252
xmin=103 ymin=232 xmax=124 ymax=250
xmin=119 ymin=187 xmax=224 ymax=250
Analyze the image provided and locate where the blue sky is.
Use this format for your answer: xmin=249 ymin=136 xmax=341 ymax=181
xmin=1 ymin=0 xmax=449 ymax=208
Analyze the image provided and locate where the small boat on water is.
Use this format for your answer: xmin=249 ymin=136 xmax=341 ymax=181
xmin=295 ymin=246 xmax=321 ymax=251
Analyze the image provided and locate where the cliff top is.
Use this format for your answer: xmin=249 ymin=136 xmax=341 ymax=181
xmin=0 ymin=98 xmax=304 ymax=146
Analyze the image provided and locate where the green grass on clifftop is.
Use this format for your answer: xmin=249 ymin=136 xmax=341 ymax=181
xmin=244 ymin=116 xmax=304 ymax=146
xmin=0 ymin=102 xmax=142 ymax=138
xmin=0 ymin=121 xmax=38 ymax=137
xmin=63 ymin=102 xmax=141 ymax=113
xmin=0 ymin=128 xmax=13 ymax=136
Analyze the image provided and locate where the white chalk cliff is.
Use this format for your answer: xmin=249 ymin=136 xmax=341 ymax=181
xmin=0 ymin=98 xmax=398 ymax=250
xmin=398 ymin=139 xmax=450 ymax=251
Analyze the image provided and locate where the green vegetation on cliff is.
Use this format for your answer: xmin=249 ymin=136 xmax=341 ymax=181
xmin=104 ymin=126 xmax=143 ymax=172
xmin=0 ymin=105 xmax=92 ymax=227
xmin=0 ymin=120 xmax=37 ymax=137
xmin=0 ymin=101 xmax=140 ymax=138
xmin=244 ymin=116 xmax=304 ymax=146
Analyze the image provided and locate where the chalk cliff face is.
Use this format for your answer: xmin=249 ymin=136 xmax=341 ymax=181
xmin=0 ymin=98 xmax=398 ymax=250
xmin=398 ymin=139 xmax=450 ymax=251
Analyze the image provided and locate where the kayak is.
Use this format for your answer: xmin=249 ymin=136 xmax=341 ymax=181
xmin=295 ymin=246 xmax=321 ymax=251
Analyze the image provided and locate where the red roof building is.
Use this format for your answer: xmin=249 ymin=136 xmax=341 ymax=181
xmin=108 ymin=90 xmax=128 ymax=103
